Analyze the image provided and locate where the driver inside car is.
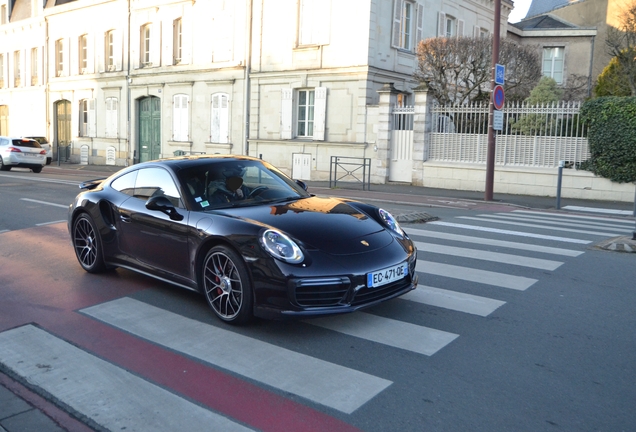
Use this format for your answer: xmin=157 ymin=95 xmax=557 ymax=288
xmin=207 ymin=167 xmax=251 ymax=203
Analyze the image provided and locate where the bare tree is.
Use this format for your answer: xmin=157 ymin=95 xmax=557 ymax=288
xmin=414 ymin=36 xmax=542 ymax=105
xmin=605 ymin=2 xmax=636 ymax=96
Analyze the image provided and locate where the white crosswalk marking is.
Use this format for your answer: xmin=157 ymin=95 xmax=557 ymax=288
xmin=405 ymin=227 xmax=583 ymax=256
xmin=0 ymin=325 xmax=253 ymax=432
xmin=401 ymin=286 xmax=505 ymax=317
xmin=508 ymin=210 xmax=635 ymax=229
xmin=414 ymin=241 xmax=563 ymax=270
xmin=82 ymin=297 xmax=391 ymax=414
xmin=308 ymin=312 xmax=459 ymax=356
xmin=428 ymin=221 xmax=592 ymax=244
xmin=416 ymin=260 xmax=537 ymax=290
xmin=477 ymin=213 xmax=633 ymax=233
xmin=456 ymin=216 xmax=625 ymax=237
xmin=561 ymin=206 xmax=634 ymax=216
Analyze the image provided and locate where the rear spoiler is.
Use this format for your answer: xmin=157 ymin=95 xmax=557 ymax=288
xmin=79 ymin=178 xmax=106 ymax=190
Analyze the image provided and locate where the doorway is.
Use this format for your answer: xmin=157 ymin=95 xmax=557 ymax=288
xmin=138 ymin=96 xmax=161 ymax=162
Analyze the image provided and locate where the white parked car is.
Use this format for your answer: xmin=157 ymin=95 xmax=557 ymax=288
xmin=26 ymin=136 xmax=52 ymax=165
xmin=0 ymin=137 xmax=47 ymax=173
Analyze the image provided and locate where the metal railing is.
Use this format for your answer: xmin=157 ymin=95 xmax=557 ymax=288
xmin=329 ymin=156 xmax=371 ymax=190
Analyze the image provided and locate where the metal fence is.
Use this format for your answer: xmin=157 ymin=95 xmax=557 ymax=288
xmin=428 ymin=101 xmax=589 ymax=168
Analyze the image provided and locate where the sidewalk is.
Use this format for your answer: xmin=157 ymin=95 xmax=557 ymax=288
xmin=2 ymin=161 xmax=634 ymax=432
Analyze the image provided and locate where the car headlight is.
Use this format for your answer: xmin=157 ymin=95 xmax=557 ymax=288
xmin=379 ymin=208 xmax=404 ymax=236
xmin=260 ymin=229 xmax=304 ymax=263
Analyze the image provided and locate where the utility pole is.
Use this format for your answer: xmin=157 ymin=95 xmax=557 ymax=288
xmin=485 ymin=0 xmax=501 ymax=201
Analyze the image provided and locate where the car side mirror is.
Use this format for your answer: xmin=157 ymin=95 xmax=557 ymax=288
xmin=295 ymin=179 xmax=308 ymax=191
xmin=146 ymin=196 xmax=184 ymax=221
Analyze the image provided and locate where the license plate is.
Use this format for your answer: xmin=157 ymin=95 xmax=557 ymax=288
xmin=367 ymin=262 xmax=408 ymax=288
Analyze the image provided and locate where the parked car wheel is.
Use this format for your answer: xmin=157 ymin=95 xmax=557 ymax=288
xmin=72 ymin=214 xmax=107 ymax=273
xmin=0 ymin=157 xmax=10 ymax=171
xmin=203 ymin=246 xmax=253 ymax=325
xmin=32 ymin=166 xmax=43 ymax=173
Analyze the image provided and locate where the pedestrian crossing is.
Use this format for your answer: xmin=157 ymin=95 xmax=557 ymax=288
xmin=0 ymin=209 xmax=633 ymax=429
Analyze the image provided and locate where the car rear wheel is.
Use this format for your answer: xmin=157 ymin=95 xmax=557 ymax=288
xmin=202 ymin=246 xmax=253 ymax=324
xmin=73 ymin=214 xmax=107 ymax=273
xmin=0 ymin=157 xmax=11 ymax=171
xmin=32 ymin=166 xmax=43 ymax=173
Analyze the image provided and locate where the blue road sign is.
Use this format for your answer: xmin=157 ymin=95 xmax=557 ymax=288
xmin=495 ymin=64 xmax=505 ymax=85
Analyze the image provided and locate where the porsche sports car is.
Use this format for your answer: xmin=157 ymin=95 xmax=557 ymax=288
xmin=68 ymin=155 xmax=418 ymax=324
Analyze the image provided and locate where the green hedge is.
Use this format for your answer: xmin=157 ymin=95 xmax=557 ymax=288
xmin=580 ymin=97 xmax=636 ymax=183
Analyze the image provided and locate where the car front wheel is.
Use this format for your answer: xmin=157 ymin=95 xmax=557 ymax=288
xmin=0 ymin=157 xmax=11 ymax=171
xmin=202 ymin=246 xmax=253 ymax=324
xmin=72 ymin=214 xmax=107 ymax=273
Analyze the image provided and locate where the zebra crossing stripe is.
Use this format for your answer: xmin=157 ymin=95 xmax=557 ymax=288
xmin=414 ymin=241 xmax=563 ymax=270
xmin=481 ymin=213 xmax=633 ymax=233
xmin=558 ymin=206 xmax=633 ymax=216
xmin=514 ymin=209 xmax=635 ymax=224
xmin=427 ymin=221 xmax=591 ymax=244
xmin=456 ymin=216 xmax=624 ymax=237
xmin=308 ymin=312 xmax=458 ymax=356
xmin=81 ymin=297 xmax=391 ymax=414
xmin=0 ymin=325 xmax=253 ymax=432
xmin=405 ymin=228 xmax=583 ymax=256
xmin=401 ymin=285 xmax=505 ymax=317
xmin=416 ymin=261 xmax=537 ymax=291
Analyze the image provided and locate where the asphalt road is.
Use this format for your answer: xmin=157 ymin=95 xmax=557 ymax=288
xmin=1 ymin=166 xmax=635 ymax=432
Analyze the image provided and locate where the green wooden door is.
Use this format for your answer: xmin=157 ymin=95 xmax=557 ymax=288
xmin=138 ymin=97 xmax=161 ymax=162
xmin=56 ymin=100 xmax=71 ymax=161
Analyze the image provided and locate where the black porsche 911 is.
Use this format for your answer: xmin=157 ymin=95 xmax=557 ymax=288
xmin=68 ymin=155 xmax=418 ymax=324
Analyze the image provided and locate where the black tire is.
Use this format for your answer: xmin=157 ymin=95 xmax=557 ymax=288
xmin=202 ymin=245 xmax=253 ymax=324
xmin=32 ymin=166 xmax=43 ymax=173
xmin=0 ymin=157 xmax=11 ymax=171
xmin=72 ymin=214 xmax=107 ymax=273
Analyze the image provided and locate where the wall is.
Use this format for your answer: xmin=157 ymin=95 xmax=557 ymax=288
xmin=421 ymin=161 xmax=636 ymax=202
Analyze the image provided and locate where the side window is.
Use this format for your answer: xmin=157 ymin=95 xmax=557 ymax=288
xmin=111 ymin=171 xmax=138 ymax=196
xmin=280 ymin=87 xmax=326 ymax=141
xmin=134 ymin=167 xmax=182 ymax=208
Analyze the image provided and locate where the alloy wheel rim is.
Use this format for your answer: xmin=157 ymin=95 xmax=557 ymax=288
xmin=75 ymin=218 xmax=96 ymax=268
xmin=204 ymin=252 xmax=243 ymax=319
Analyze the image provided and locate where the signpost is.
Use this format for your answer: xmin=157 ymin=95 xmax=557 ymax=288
xmin=493 ymin=85 xmax=505 ymax=111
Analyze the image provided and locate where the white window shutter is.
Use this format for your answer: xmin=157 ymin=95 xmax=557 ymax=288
xmin=87 ymin=33 xmax=95 ymax=73
xmin=88 ymin=99 xmax=96 ymax=138
xmin=473 ymin=25 xmax=480 ymax=38
xmin=415 ymin=4 xmax=423 ymax=50
xmin=281 ymin=89 xmax=293 ymax=140
xmin=180 ymin=12 xmax=192 ymax=65
xmin=437 ymin=12 xmax=446 ymax=37
xmin=113 ymin=30 xmax=122 ymax=70
xmin=151 ymin=22 xmax=161 ymax=66
xmin=173 ymin=95 xmax=189 ymax=141
xmin=210 ymin=94 xmax=229 ymax=143
xmin=106 ymin=98 xmax=118 ymax=138
xmin=457 ymin=19 xmax=464 ymax=37
xmin=391 ymin=0 xmax=403 ymax=48
xmin=313 ymin=87 xmax=326 ymax=141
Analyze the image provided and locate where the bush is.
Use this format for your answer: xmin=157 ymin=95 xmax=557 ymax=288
xmin=579 ymin=97 xmax=636 ymax=183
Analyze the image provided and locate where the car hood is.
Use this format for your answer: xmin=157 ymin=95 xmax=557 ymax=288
xmin=216 ymin=196 xmax=394 ymax=254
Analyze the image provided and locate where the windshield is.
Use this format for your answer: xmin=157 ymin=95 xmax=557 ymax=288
xmin=177 ymin=159 xmax=311 ymax=211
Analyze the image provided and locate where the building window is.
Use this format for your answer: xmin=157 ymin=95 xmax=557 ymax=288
xmin=79 ymin=99 xmax=89 ymax=136
xmin=0 ymin=54 xmax=4 ymax=88
xmin=55 ymin=39 xmax=64 ymax=76
xmin=445 ymin=16 xmax=456 ymax=37
xmin=13 ymin=51 xmax=20 ymax=87
xmin=173 ymin=94 xmax=189 ymax=142
xmin=298 ymin=0 xmax=330 ymax=46
xmin=30 ymin=48 xmax=38 ymax=85
xmin=173 ymin=18 xmax=182 ymax=65
xmin=297 ymin=90 xmax=315 ymax=137
xmin=105 ymin=30 xmax=115 ymax=71
xmin=1 ymin=5 xmax=6 ymax=25
xmin=105 ymin=97 xmax=118 ymax=138
xmin=210 ymin=93 xmax=229 ymax=143
xmin=392 ymin=0 xmax=422 ymax=52
xmin=141 ymin=24 xmax=151 ymax=66
xmin=79 ymin=34 xmax=87 ymax=73
xmin=543 ymin=47 xmax=564 ymax=84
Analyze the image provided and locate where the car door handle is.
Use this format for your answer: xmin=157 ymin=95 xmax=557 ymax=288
xmin=120 ymin=214 xmax=131 ymax=223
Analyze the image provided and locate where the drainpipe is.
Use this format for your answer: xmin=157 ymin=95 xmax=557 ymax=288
xmin=243 ymin=0 xmax=253 ymax=156
xmin=126 ymin=0 xmax=132 ymax=165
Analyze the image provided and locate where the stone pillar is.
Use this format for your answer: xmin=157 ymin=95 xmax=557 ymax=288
xmin=412 ymin=83 xmax=433 ymax=186
xmin=375 ymin=83 xmax=399 ymax=184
